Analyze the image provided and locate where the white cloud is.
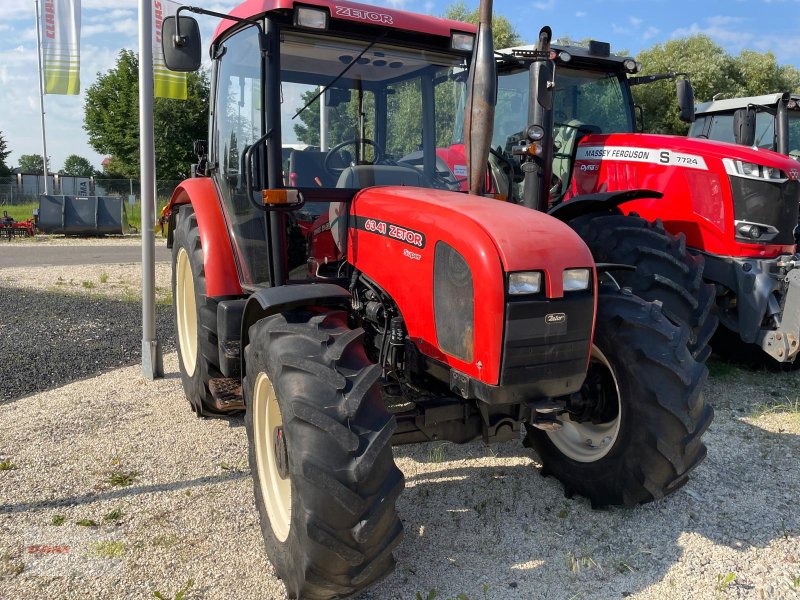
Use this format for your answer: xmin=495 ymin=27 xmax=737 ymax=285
xmin=575 ymin=11 xmax=587 ymax=17
xmin=533 ymin=0 xmax=555 ymax=9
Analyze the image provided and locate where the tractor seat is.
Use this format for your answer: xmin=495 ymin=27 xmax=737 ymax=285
xmin=336 ymin=165 xmax=425 ymax=189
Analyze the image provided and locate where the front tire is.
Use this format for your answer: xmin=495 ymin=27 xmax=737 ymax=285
xmin=525 ymin=289 xmax=713 ymax=507
xmin=172 ymin=205 xmax=226 ymax=417
xmin=569 ymin=213 xmax=717 ymax=362
xmin=244 ymin=309 xmax=404 ymax=599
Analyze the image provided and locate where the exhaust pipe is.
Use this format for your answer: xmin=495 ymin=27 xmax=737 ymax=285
xmin=521 ymin=26 xmax=555 ymax=212
xmin=464 ymin=0 xmax=496 ymax=196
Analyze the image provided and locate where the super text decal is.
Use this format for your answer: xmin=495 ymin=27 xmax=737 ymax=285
xmin=576 ymin=146 xmax=708 ymax=170
xmin=354 ymin=216 xmax=426 ymax=249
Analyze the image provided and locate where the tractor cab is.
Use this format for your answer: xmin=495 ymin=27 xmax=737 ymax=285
xmin=189 ymin=2 xmax=475 ymax=286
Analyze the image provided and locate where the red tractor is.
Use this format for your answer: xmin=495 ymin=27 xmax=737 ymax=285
xmin=453 ymin=38 xmax=800 ymax=365
xmin=160 ymin=3 xmax=710 ymax=598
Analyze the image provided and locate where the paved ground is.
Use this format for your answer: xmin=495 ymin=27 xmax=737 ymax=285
xmin=0 ymin=244 xmax=170 ymax=267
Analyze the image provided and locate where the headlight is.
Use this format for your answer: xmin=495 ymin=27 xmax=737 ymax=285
xmin=451 ymin=32 xmax=475 ymax=51
xmin=723 ymin=158 xmax=787 ymax=181
xmin=294 ymin=7 xmax=328 ymax=29
xmin=563 ymin=268 xmax=591 ymax=292
xmin=508 ymin=272 xmax=542 ymax=295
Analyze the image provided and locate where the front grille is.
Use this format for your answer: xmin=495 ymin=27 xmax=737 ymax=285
xmin=500 ymin=291 xmax=594 ymax=387
xmin=729 ymin=177 xmax=799 ymax=245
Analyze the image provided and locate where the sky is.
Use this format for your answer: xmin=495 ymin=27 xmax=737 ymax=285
xmin=1 ymin=0 xmax=799 ymax=172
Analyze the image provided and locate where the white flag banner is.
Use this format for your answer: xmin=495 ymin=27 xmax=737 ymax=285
xmin=41 ymin=0 xmax=81 ymax=95
xmin=153 ymin=0 xmax=188 ymax=100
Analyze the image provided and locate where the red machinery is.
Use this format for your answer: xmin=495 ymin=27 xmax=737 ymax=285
xmin=0 ymin=211 xmax=35 ymax=239
xmin=159 ymin=4 xmax=710 ymax=598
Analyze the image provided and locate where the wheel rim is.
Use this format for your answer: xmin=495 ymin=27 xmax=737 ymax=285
xmin=546 ymin=344 xmax=622 ymax=463
xmin=253 ymin=372 xmax=292 ymax=542
xmin=175 ymin=247 xmax=198 ymax=377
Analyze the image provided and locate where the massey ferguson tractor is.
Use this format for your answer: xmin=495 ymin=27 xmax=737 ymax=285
xmin=160 ymin=2 xmax=710 ymax=598
xmin=452 ymin=37 xmax=800 ymax=365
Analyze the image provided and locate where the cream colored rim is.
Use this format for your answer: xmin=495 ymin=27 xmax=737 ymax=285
xmin=253 ymin=372 xmax=292 ymax=542
xmin=175 ymin=248 xmax=198 ymax=377
xmin=546 ymin=345 xmax=622 ymax=463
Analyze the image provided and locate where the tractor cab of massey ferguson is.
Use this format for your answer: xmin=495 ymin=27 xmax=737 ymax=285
xmin=161 ymin=5 xmax=710 ymax=599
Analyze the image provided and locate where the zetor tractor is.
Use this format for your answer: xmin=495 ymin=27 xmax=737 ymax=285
xmin=160 ymin=2 xmax=709 ymax=598
xmin=474 ymin=37 xmax=800 ymax=365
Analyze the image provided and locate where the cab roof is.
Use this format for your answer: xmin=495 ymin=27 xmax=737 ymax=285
xmin=212 ymin=0 xmax=476 ymax=45
xmin=695 ymin=93 xmax=799 ymax=115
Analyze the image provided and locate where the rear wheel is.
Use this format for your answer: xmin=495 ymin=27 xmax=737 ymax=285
xmin=172 ymin=205 xmax=226 ymax=417
xmin=525 ymin=289 xmax=713 ymax=507
xmin=569 ymin=213 xmax=717 ymax=362
xmin=244 ymin=309 xmax=404 ymax=599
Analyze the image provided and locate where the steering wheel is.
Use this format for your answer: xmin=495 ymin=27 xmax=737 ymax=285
xmin=324 ymin=138 xmax=384 ymax=178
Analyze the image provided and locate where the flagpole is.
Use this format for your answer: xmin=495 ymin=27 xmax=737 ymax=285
xmin=33 ymin=0 xmax=50 ymax=195
xmin=139 ymin=0 xmax=162 ymax=380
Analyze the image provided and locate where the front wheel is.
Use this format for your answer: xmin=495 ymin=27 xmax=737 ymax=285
xmin=244 ymin=309 xmax=404 ymax=599
xmin=525 ymin=289 xmax=713 ymax=508
xmin=569 ymin=213 xmax=717 ymax=362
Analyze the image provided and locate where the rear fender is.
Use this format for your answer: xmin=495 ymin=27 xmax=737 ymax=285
xmin=548 ymin=189 xmax=664 ymax=223
xmin=166 ymin=179 xmax=243 ymax=297
xmin=240 ymin=283 xmax=351 ymax=376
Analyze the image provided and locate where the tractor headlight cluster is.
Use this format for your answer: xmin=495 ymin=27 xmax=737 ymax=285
xmin=451 ymin=32 xmax=475 ymax=51
xmin=724 ymin=158 xmax=787 ymax=181
xmin=563 ymin=268 xmax=591 ymax=292
xmin=508 ymin=271 xmax=542 ymax=295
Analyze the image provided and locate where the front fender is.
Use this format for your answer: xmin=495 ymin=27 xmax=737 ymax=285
xmin=548 ymin=189 xmax=663 ymax=223
xmin=167 ymin=179 xmax=243 ymax=297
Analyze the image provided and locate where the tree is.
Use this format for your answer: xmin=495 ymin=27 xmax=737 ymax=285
xmin=730 ymin=50 xmax=800 ymax=98
xmin=84 ymin=50 xmax=210 ymax=180
xmin=0 ymin=132 xmax=11 ymax=177
xmin=18 ymin=154 xmax=46 ymax=174
xmin=442 ymin=1 xmax=523 ymax=49
xmin=632 ymin=35 xmax=800 ymax=136
xmin=62 ymin=154 xmax=96 ymax=177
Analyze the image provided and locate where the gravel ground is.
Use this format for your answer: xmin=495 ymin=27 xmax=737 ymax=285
xmin=0 ymin=251 xmax=799 ymax=600
xmin=0 ymin=263 xmax=173 ymax=402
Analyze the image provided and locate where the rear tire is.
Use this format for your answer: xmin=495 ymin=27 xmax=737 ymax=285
xmin=244 ymin=309 xmax=404 ymax=600
xmin=569 ymin=213 xmax=717 ymax=362
xmin=172 ymin=205 xmax=226 ymax=417
xmin=525 ymin=289 xmax=713 ymax=507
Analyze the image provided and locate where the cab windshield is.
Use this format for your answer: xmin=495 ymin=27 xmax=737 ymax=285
xmin=491 ymin=65 xmax=633 ymax=155
xmin=281 ymin=32 xmax=467 ymax=191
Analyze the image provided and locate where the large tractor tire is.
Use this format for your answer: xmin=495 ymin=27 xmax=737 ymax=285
xmin=568 ymin=213 xmax=717 ymax=362
xmin=172 ymin=205 xmax=226 ymax=417
xmin=524 ymin=289 xmax=713 ymax=508
xmin=244 ymin=309 xmax=404 ymax=600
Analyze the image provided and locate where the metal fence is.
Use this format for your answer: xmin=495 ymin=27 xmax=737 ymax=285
xmin=0 ymin=176 xmax=182 ymax=206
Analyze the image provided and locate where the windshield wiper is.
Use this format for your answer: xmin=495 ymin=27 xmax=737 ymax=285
xmin=292 ymin=32 xmax=387 ymax=120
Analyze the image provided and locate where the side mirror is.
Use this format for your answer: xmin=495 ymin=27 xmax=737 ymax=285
xmin=733 ymin=108 xmax=756 ymax=146
xmin=676 ymin=79 xmax=695 ymax=123
xmin=161 ymin=16 xmax=202 ymax=72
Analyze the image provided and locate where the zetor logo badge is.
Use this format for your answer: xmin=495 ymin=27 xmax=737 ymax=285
xmin=335 ymin=6 xmax=393 ymax=24
xmin=545 ymin=312 xmax=567 ymax=325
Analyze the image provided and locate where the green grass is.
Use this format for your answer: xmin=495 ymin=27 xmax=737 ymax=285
xmin=0 ymin=203 xmax=37 ymax=222
xmin=126 ymin=200 xmax=170 ymax=234
xmin=105 ymin=469 xmax=139 ymax=487
xmin=104 ymin=507 xmax=125 ymax=522
xmin=751 ymin=398 xmax=800 ymax=418
xmin=707 ymin=358 xmax=738 ymax=378
xmin=153 ymin=578 xmax=194 ymax=600
xmin=51 ymin=515 xmax=65 ymax=526
xmin=0 ymin=458 xmax=17 ymax=471
xmin=76 ymin=518 xmax=98 ymax=527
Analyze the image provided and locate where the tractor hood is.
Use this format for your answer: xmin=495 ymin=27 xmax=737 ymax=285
xmin=349 ymin=186 xmax=595 ymax=294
